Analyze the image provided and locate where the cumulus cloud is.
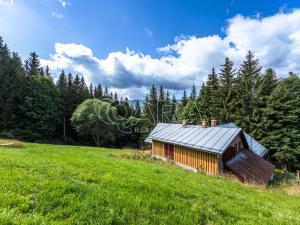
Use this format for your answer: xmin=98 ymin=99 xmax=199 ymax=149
xmin=41 ymin=9 xmax=300 ymax=98
xmin=0 ymin=0 xmax=14 ymax=5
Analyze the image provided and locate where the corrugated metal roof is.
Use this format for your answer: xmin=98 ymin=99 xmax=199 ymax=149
xmin=145 ymin=123 xmax=242 ymax=154
xmin=226 ymin=149 xmax=275 ymax=185
xmin=218 ymin=123 xmax=268 ymax=157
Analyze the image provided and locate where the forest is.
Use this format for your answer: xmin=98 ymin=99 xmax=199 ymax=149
xmin=0 ymin=36 xmax=299 ymax=171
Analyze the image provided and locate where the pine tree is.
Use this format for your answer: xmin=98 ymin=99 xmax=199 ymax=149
xmin=45 ymin=65 xmax=51 ymax=78
xmin=190 ymin=84 xmax=197 ymax=101
xmin=261 ymin=73 xmax=300 ymax=170
xmin=104 ymin=85 xmax=109 ymax=98
xmin=56 ymin=70 xmax=68 ymax=137
xmin=205 ymin=67 xmax=220 ymax=120
xmin=94 ymin=84 xmax=103 ymax=99
xmin=79 ymin=77 xmax=89 ymax=99
xmin=0 ymin=39 xmax=26 ymax=133
xmin=171 ymin=94 xmax=177 ymax=120
xmin=25 ymin=52 xmax=43 ymax=76
xmin=134 ymin=100 xmax=141 ymax=117
xmin=252 ymin=68 xmax=278 ymax=140
xmin=89 ymin=83 xmax=94 ymax=98
xmin=158 ymin=85 xmax=165 ymax=122
xmin=235 ymin=51 xmax=262 ymax=132
xmin=113 ymin=92 xmax=119 ymax=105
xmin=124 ymin=96 xmax=132 ymax=117
xmin=219 ymin=57 xmax=236 ymax=123
xmin=181 ymin=89 xmax=188 ymax=107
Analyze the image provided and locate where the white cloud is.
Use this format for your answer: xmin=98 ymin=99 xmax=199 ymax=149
xmin=0 ymin=0 xmax=14 ymax=5
xmin=58 ymin=0 xmax=69 ymax=8
xmin=51 ymin=11 xmax=64 ymax=19
xmin=41 ymin=9 xmax=300 ymax=98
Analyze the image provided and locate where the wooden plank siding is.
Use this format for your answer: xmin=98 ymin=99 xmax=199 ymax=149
xmin=152 ymin=140 xmax=165 ymax=157
xmin=174 ymin=145 xmax=219 ymax=175
xmin=152 ymin=140 xmax=219 ymax=175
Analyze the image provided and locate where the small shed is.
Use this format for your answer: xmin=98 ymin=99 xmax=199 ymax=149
xmin=145 ymin=121 xmax=274 ymax=185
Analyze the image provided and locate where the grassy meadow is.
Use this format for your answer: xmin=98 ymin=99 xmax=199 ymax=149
xmin=0 ymin=142 xmax=299 ymax=224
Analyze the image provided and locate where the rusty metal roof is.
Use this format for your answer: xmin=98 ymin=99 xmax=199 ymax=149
xmin=145 ymin=123 xmax=242 ymax=154
xmin=226 ymin=149 xmax=275 ymax=185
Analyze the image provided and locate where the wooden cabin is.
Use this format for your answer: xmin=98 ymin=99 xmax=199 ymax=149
xmin=145 ymin=120 xmax=274 ymax=185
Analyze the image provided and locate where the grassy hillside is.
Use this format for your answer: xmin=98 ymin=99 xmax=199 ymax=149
xmin=0 ymin=143 xmax=299 ymax=225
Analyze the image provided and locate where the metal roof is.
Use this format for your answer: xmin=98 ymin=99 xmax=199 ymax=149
xmin=145 ymin=123 xmax=242 ymax=154
xmin=218 ymin=123 xmax=268 ymax=157
xmin=226 ymin=149 xmax=275 ymax=185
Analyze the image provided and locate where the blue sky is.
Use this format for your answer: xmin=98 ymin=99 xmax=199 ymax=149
xmin=1 ymin=0 xmax=300 ymax=98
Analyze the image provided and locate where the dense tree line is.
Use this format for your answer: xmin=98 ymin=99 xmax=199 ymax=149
xmin=169 ymin=51 xmax=299 ymax=171
xmin=0 ymin=37 xmax=299 ymax=170
xmin=0 ymin=37 xmax=142 ymax=147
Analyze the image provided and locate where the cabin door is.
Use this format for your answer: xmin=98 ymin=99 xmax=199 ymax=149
xmin=164 ymin=143 xmax=174 ymax=160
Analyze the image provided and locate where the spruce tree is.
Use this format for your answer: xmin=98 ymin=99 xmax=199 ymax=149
xmin=261 ymin=73 xmax=300 ymax=170
xmin=158 ymin=85 xmax=165 ymax=122
xmin=134 ymin=100 xmax=141 ymax=117
xmin=190 ymin=84 xmax=197 ymax=101
xmin=89 ymin=83 xmax=94 ymax=98
xmin=219 ymin=57 xmax=236 ymax=123
xmin=252 ymin=68 xmax=278 ymax=140
xmin=235 ymin=51 xmax=262 ymax=132
xmin=56 ymin=70 xmax=68 ymax=137
xmin=181 ymin=89 xmax=188 ymax=107
xmin=0 ymin=39 xmax=26 ymax=133
xmin=25 ymin=52 xmax=43 ymax=76
xmin=205 ymin=67 xmax=220 ymax=120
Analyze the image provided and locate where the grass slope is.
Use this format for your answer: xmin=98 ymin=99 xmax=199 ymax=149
xmin=0 ymin=143 xmax=299 ymax=225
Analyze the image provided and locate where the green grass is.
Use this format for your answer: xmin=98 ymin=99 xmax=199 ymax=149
xmin=0 ymin=143 xmax=299 ymax=224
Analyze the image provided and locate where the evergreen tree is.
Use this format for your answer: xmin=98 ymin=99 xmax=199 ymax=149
xmin=89 ymin=83 xmax=94 ymax=98
xmin=0 ymin=38 xmax=26 ymax=133
xmin=94 ymin=83 xmax=103 ymax=99
xmin=45 ymin=65 xmax=51 ymax=78
xmin=17 ymin=76 xmax=61 ymax=139
xmin=80 ymin=76 xmax=89 ymax=99
xmin=181 ymin=89 xmax=188 ymax=107
xmin=190 ymin=84 xmax=197 ymax=101
xmin=235 ymin=51 xmax=262 ymax=132
xmin=252 ymin=68 xmax=278 ymax=140
xmin=104 ymin=85 xmax=109 ymax=98
xmin=171 ymin=94 xmax=177 ymax=121
xmin=219 ymin=57 xmax=236 ymax=123
xmin=158 ymin=85 xmax=165 ymax=122
xmin=56 ymin=70 xmax=68 ymax=137
xmin=261 ymin=73 xmax=300 ymax=170
xmin=205 ymin=67 xmax=220 ymax=120
xmin=113 ymin=92 xmax=119 ymax=106
xmin=124 ymin=97 xmax=132 ymax=118
xmin=24 ymin=52 xmax=43 ymax=76
xmin=134 ymin=100 xmax=141 ymax=117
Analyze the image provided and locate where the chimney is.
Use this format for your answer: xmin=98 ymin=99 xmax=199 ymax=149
xmin=211 ymin=119 xmax=217 ymax=127
xmin=201 ymin=120 xmax=207 ymax=128
xmin=182 ymin=120 xmax=187 ymax=126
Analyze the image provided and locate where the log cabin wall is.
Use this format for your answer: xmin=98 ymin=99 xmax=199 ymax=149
xmin=152 ymin=140 xmax=219 ymax=175
xmin=174 ymin=145 xmax=219 ymax=175
xmin=152 ymin=140 xmax=165 ymax=157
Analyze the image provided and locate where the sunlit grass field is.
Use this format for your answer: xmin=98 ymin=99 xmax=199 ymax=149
xmin=0 ymin=142 xmax=299 ymax=224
